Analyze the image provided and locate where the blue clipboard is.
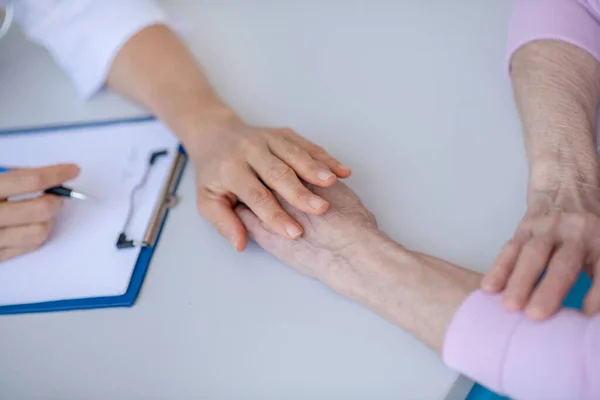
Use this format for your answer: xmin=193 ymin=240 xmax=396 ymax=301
xmin=0 ymin=116 xmax=187 ymax=315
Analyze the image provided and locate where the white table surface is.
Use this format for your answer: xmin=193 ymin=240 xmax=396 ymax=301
xmin=0 ymin=1 xmax=524 ymax=399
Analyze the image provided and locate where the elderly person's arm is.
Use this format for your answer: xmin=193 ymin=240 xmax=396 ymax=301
xmin=12 ymin=0 xmax=350 ymax=252
xmin=482 ymin=0 xmax=600 ymax=319
xmin=236 ymin=182 xmax=600 ymax=399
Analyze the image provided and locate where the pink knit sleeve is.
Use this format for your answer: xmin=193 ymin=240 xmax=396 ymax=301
xmin=507 ymin=0 xmax=600 ymax=70
xmin=442 ymin=290 xmax=600 ymax=399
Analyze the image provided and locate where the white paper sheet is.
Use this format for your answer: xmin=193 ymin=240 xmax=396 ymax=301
xmin=0 ymin=119 xmax=179 ymax=306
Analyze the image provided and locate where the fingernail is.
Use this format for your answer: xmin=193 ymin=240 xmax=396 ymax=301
xmin=502 ymin=297 xmax=521 ymax=311
xmin=339 ymin=164 xmax=351 ymax=171
xmin=525 ymin=305 xmax=545 ymax=320
xmin=286 ymin=224 xmax=302 ymax=238
xmin=308 ymin=196 xmax=328 ymax=211
xmin=318 ymin=170 xmax=335 ymax=182
xmin=481 ymin=280 xmax=498 ymax=292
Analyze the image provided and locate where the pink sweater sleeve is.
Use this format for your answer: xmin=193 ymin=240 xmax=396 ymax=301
xmin=507 ymin=0 xmax=600 ymax=69
xmin=442 ymin=290 xmax=600 ymax=399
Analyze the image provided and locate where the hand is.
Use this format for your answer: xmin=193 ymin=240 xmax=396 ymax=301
xmin=0 ymin=164 xmax=80 ymax=262
xmin=235 ymin=180 xmax=377 ymax=283
xmin=482 ymin=185 xmax=600 ymax=319
xmin=185 ymin=110 xmax=352 ymax=251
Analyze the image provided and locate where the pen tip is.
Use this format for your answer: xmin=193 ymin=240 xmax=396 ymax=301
xmin=70 ymin=192 xmax=88 ymax=201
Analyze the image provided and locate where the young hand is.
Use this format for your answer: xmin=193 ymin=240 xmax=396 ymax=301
xmin=104 ymin=25 xmax=351 ymax=251
xmin=0 ymin=164 xmax=80 ymax=262
xmin=186 ymin=110 xmax=352 ymax=252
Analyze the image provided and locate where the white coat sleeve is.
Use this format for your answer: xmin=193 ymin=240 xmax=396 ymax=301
xmin=12 ymin=0 xmax=169 ymax=98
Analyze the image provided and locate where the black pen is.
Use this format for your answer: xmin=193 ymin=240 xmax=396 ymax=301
xmin=0 ymin=166 xmax=89 ymax=200
xmin=44 ymin=185 xmax=88 ymax=200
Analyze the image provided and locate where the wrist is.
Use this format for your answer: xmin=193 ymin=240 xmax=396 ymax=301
xmin=529 ymin=156 xmax=600 ymax=193
xmin=172 ymin=99 xmax=242 ymax=148
xmin=318 ymin=229 xmax=413 ymax=302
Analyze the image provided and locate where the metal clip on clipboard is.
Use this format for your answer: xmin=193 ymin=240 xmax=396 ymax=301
xmin=116 ymin=148 xmax=187 ymax=249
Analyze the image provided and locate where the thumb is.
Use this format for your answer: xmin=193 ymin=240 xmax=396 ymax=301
xmin=197 ymin=191 xmax=247 ymax=251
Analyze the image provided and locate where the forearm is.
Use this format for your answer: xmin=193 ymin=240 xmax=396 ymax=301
xmin=322 ymin=231 xmax=481 ymax=353
xmin=510 ymin=39 xmax=600 ymax=194
xmin=320 ymin=229 xmax=600 ymax=398
xmin=107 ymin=24 xmax=239 ymax=150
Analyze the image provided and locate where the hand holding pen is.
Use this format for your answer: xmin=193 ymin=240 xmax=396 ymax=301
xmin=0 ymin=164 xmax=82 ymax=262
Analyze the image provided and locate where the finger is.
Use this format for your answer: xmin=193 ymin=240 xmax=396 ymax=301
xmin=235 ymin=204 xmax=278 ymax=243
xmin=583 ymin=260 xmax=600 ymax=315
xmin=268 ymin=137 xmax=337 ymax=187
xmin=525 ymin=241 xmax=585 ymax=320
xmin=0 ymin=245 xmax=42 ymax=262
xmin=232 ymin=171 xmax=303 ymax=240
xmin=0 ymin=195 xmax=63 ymax=227
xmin=0 ymin=222 xmax=53 ymax=248
xmin=235 ymin=203 xmax=302 ymax=262
xmin=481 ymin=240 xmax=521 ymax=293
xmin=248 ymin=152 xmax=329 ymax=215
xmin=279 ymin=129 xmax=351 ymax=178
xmin=0 ymin=164 xmax=80 ymax=198
xmin=196 ymin=189 xmax=247 ymax=251
xmin=502 ymin=237 xmax=554 ymax=311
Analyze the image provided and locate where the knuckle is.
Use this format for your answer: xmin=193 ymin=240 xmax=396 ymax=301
xmin=551 ymin=254 xmax=580 ymax=280
xmin=267 ymin=163 xmax=293 ymax=183
xmin=293 ymin=187 xmax=310 ymax=202
xmin=527 ymin=236 xmax=552 ymax=252
xmin=284 ymin=142 xmax=306 ymax=158
xmin=248 ymin=186 xmax=272 ymax=207
xmin=23 ymin=173 xmax=44 ymax=192
xmin=272 ymin=210 xmax=291 ymax=223
xmin=311 ymin=145 xmax=327 ymax=158
xmin=323 ymin=209 xmax=345 ymax=225
xmin=220 ymin=156 xmax=242 ymax=176
xmin=279 ymin=127 xmax=296 ymax=137
xmin=553 ymin=264 xmax=579 ymax=283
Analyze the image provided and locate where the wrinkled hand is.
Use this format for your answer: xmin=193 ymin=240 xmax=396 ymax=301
xmin=0 ymin=164 xmax=80 ymax=262
xmin=482 ymin=186 xmax=600 ymax=319
xmin=235 ymin=181 xmax=377 ymax=280
xmin=186 ymin=111 xmax=351 ymax=251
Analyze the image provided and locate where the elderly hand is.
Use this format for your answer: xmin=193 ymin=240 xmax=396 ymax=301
xmin=235 ymin=180 xmax=377 ymax=282
xmin=186 ymin=110 xmax=351 ymax=252
xmin=482 ymin=185 xmax=600 ymax=319
xmin=0 ymin=164 xmax=80 ymax=262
